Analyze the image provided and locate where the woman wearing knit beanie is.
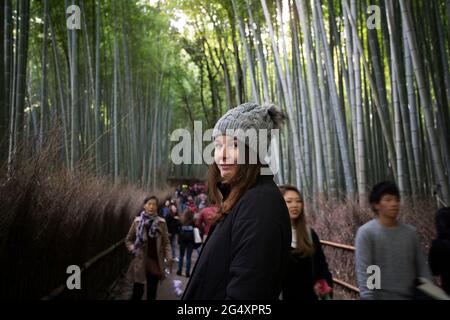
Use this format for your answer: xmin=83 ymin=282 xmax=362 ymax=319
xmin=182 ymin=102 xmax=292 ymax=300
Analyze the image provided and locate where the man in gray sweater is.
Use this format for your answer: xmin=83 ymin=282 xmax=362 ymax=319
xmin=355 ymin=181 xmax=432 ymax=299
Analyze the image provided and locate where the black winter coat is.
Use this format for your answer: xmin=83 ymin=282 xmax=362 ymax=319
xmin=178 ymin=224 xmax=195 ymax=244
xmin=429 ymin=207 xmax=450 ymax=295
xmin=166 ymin=214 xmax=181 ymax=235
xmin=182 ymin=174 xmax=291 ymax=300
xmin=282 ymin=228 xmax=333 ymax=300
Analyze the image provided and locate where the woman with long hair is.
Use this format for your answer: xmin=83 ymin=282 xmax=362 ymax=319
xmin=278 ymin=185 xmax=333 ymax=300
xmin=182 ymin=102 xmax=291 ymax=300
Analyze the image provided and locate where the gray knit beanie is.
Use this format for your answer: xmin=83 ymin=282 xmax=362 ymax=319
xmin=213 ymin=102 xmax=286 ymax=155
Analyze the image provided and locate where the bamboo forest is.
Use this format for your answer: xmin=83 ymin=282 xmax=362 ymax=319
xmin=1 ymin=0 xmax=450 ymax=301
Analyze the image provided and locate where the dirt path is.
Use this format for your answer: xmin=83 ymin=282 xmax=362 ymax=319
xmin=107 ymin=252 xmax=200 ymax=300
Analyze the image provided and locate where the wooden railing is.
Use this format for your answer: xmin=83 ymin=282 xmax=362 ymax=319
xmin=320 ymin=240 xmax=360 ymax=294
xmin=41 ymin=238 xmax=126 ymax=300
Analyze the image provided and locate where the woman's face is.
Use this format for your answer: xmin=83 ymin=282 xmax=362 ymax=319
xmin=144 ymin=199 xmax=158 ymax=214
xmin=170 ymin=205 xmax=177 ymax=214
xmin=165 ymin=200 xmax=170 ymax=207
xmin=214 ymin=135 xmax=239 ymax=180
xmin=283 ymin=190 xmax=303 ymax=220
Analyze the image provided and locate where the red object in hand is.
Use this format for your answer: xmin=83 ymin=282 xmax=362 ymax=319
xmin=314 ymin=279 xmax=332 ymax=298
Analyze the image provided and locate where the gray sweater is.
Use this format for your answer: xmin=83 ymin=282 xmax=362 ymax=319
xmin=355 ymin=219 xmax=432 ymax=299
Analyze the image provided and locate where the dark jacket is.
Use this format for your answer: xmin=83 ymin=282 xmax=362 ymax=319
xmin=282 ymin=228 xmax=333 ymax=300
xmin=429 ymin=207 xmax=450 ymax=294
xmin=166 ymin=214 xmax=181 ymax=235
xmin=182 ymin=174 xmax=291 ymax=300
xmin=178 ymin=224 xmax=195 ymax=244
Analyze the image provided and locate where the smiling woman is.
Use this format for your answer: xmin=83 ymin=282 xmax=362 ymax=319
xmin=278 ymin=184 xmax=333 ymax=300
xmin=182 ymin=102 xmax=292 ymax=300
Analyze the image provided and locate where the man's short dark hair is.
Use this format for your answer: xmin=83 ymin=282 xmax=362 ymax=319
xmin=369 ymin=181 xmax=400 ymax=210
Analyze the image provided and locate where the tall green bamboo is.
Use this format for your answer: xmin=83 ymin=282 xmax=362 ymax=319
xmin=399 ymin=0 xmax=450 ymax=204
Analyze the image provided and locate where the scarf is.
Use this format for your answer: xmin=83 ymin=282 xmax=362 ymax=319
xmin=134 ymin=211 xmax=159 ymax=251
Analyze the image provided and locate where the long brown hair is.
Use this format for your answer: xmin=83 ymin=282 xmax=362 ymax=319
xmin=207 ymin=144 xmax=263 ymax=220
xmin=181 ymin=208 xmax=194 ymax=226
xmin=279 ymin=185 xmax=314 ymax=257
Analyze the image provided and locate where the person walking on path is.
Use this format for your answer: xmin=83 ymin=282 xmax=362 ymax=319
xmin=177 ymin=208 xmax=196 ymax=278
xmin=355 ymin=181 xmax=432 ymax=299
xmin=125 ymin=196 xmax=171 ymax=300
xmin=166 ymin=203 xmax=181 ymax=263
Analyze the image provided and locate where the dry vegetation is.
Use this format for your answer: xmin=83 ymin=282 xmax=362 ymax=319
xmin=0 ymin=141 xmax=173 ymax=299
